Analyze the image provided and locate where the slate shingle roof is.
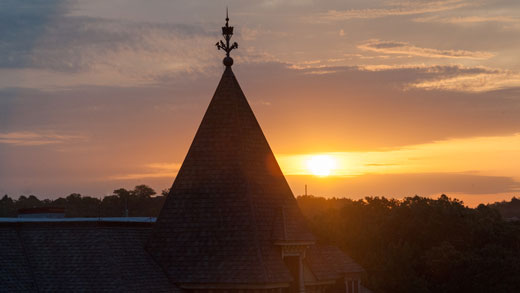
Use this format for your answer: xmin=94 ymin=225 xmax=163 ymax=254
xmin=306 ymin=244 xmax=365 ymax=281
xmin=0 ymin=227 xmax=35 ymax=292
xmin=0 ymin=222 xmax=178 ymax=293
xmin=146 ymin=66 xmax=315 ymax=285
xmin=0 ymin=221 xmax=364 ymax=292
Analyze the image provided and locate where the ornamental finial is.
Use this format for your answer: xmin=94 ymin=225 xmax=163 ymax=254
xmin=215 ymin=7 xmax=238 ymax=66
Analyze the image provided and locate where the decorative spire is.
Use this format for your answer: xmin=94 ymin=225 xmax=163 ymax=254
xmin=216 ymin=7 xmax=238 ymax=66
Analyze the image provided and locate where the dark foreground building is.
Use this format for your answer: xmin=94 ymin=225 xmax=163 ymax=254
xmin=0 ymin=16 xmax=366 ymax=293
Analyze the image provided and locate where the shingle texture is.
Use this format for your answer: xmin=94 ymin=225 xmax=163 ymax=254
xmin=0 ymin=222 xmax=363 ymax=292
xmin=306 ymin=244 xmax=365 ymax=281
xmin=0 ymin=228 xmax=35 ymax=292
xmin=147 ymin=66 xmax=315 ymax=285
xmin=0 ymin=222 xmax=178 ymax=293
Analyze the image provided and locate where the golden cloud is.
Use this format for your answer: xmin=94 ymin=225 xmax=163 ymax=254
xmin=315 ymin=0 xmax=469 ymax=21
xmin=413 ymin=15 xmax=520 ymax=24
xmin=358 ymin=39 xmax=494 ymax=60
xmin=109 ymin=162 xmax=182 ymax=180
xmin=408 ymin=71 xmax=520 ymax=92
xmin=0 ymin=132 xmax=87 ymax=146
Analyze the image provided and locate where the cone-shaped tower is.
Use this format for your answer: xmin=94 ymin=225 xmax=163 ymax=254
xmin=147 ymin=14 xmax=363 ymax=292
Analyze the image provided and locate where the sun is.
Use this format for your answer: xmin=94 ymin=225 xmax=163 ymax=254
xmin=306 ymin=155 xmax=336 ymax=177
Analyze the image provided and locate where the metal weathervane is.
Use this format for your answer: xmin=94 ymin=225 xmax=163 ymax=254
xmin=216 ymin=8 xmax=238 ymax=66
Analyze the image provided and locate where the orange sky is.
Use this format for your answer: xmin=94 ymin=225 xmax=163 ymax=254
xmin=1 ymin=0 xmax=520 ymax=206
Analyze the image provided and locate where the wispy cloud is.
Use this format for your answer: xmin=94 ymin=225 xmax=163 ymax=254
xmin=360 ymin=63 xmax=437 ymax=71
xmin=0 ymin=131 xmax=87 ymax=146
xmin=358 ymin=39 xmax=494 ymax=60
xmin=304 ymin=70 xmax=339 ymax=75
xmin=316 ymin=0 xmax=470 ymax=22
xmin=358 ymin=64 xmax=495 ymax=73
xmin=239 ymin=27 xmax=288 ymax=41
xmin=413 ymin=15 xmax=520 ymax=24
xmin=110 ymin=162 xmax=181 ymax=180
xmin=409 ymin=71 xmax=520 ymax=92
xmin=0 ymin=1 xmax=219 ymax=89
xmin=356 ymin=63 xmax=520 ymax=92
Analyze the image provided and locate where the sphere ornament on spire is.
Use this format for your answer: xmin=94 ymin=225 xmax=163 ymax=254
xmin=215 ymin=8 xmax=238 ymax=66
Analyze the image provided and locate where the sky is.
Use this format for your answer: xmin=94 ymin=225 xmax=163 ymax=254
xmin=1 ymin=0 xmax=520 ymax=206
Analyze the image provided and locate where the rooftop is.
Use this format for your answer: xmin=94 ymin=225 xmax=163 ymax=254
xmin=0 ymin=217 xmax=156 ymax=223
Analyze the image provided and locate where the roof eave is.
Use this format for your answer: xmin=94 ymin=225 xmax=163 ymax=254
xmin=179 ymin=282 xmax=291 ymax=290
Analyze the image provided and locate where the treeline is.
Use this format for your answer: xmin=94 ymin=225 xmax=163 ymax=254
xmin=489 ymin=197 xmax=520 ymax=219
xmin=0 ymin=185 xmax=168 ymax=218
xmin=2 ymin=189 xmax=520 ymax=291
xmin=299 ymin=195 xmax=520 ymax=292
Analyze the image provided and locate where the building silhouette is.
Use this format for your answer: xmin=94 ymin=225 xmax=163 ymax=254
xmin=0 ymin=15 xmax=366 ymax=293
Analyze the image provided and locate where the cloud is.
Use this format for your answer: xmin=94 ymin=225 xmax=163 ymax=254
xmin=240 ymin=27 xmax=260 ymax=41
xmin=358 ymin=63 xmax=512 ymax=83
xmin=358 ymin=62 xmax=508 ymax=75
xmin=413 ymin=15 xmax=520 ymax=24
xmin=0 ymin=11 xmax=290 ymax=90
xmin=259 ymin=0 xmax=313 ymax=7
xmin=358 ymin=39 xmax=494 ymax=59
xmin=0 ymin=131 xmax=87 ymax=146
xmin=315 ymin=0 xmax=470 ymax=21
xmin=289 ymin=59 xmax=323 ymax=69
xmin=358 ymin=64 xmax=489 ymax=72
xmin=110 ymin=162 xmax=181 ymax=180
xmin=364 ymin=163 xmax=398 ymax=167
xmin=0 ymin=0 xmax=216 ymax=73
xmin=3 ymin=62 xmax=520 ymax=154
xmin=237 ymin=62 xmax=520 ymax=151
xmin=293 ymin=63 xmax=520 ymax=92
xmin=0 ymin=0 xmax=222 ymax=88
xmin=357 ymin=64 xmax=520 ymax=92
xmin=0 ymin=0 xmax=67 ymax=69
xmin=407 ymin=69 xmax=520 ymax=92
xmin=0 ymin=20 xmax=218 ymax=89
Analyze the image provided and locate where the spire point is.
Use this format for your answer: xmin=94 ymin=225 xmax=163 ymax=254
xmin=216 ymin=8 xmax=238 ymax=67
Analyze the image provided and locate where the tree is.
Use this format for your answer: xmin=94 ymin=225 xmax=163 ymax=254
xmin=0 ymin=195 xmax=15 ymax=217
xmin=132 ymin=185 xmax=156 ymax=198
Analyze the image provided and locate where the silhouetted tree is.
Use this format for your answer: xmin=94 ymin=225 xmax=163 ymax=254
xmin=0 ymin=195 xmax=16 ymax=217
xmin=133 ymin=184 xmax=156 ymax=198
xmin=297 ymin=194 xmax=520 ymax=293
xmin=161 ymin=188 xmax=171 ymax=197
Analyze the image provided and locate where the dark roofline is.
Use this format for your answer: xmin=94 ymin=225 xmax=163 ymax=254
xmin=180 ymin=282 xmax=291 ymax=290
xmin=0 ymin=221 xmax=154 ymax=228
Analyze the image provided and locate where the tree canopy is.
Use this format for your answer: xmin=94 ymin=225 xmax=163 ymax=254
xmin=0 ymin=185 xmax=166 ymax=218
xmin=298 ymin=195 xmax=520 ymax=292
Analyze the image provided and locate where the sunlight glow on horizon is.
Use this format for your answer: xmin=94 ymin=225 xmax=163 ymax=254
xmin=276 ymin=133 xmax=520 ymax=180
xmin=306 ymin=155 xmax=337 ymax=177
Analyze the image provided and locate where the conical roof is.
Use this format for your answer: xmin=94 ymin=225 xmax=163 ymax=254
xmin=146 ymin=66 xmax=315 ymax=285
